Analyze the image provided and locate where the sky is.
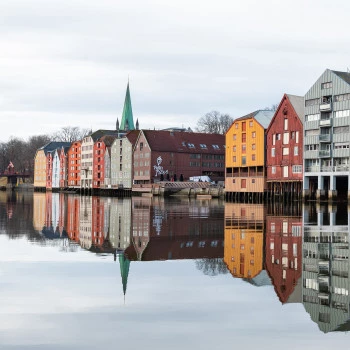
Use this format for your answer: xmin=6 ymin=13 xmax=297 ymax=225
xmin=1 ymin=0 xmax=350 ymax=142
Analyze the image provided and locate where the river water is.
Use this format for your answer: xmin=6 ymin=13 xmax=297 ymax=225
xmin=0 ymin=191 xmax=349 ymax=349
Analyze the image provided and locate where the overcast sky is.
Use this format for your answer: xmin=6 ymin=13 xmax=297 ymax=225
xmin=1 ymin=0 xmax=350 ymax=142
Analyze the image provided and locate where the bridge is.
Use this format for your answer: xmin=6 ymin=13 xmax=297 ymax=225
xmin=0 ymin=162 xmax=32 ymax=189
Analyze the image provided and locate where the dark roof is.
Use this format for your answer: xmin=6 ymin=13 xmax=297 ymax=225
xmin=89 ymin=129 xmax=120 ymax=142
xmin=332 ymin=70 xmax=350 ymax=85
xmin=98 ymin=135 xmax=117 ymax=147
xmin=39 ymin=142 xmax=72 ymax=155
xmin=141 ymin=130 xmax=225 ymax=153
xmin=125 ymin=130 xmax=141 ymax=146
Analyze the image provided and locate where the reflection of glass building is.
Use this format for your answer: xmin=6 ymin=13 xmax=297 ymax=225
xmin=266 ymin=206 xmax=302 ymax=304
xmin=224 ymin=203 xmax=265 ymax=279
xmin=303 ymin=203 xmax=350 ymax=333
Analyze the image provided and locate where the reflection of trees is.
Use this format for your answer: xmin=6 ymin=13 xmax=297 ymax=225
xmin=195 ymin=258 xmax=228 ymax=276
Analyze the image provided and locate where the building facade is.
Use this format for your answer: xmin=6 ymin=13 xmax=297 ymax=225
xmin=303 ymin=69 xmax=350 ymax=200
xmin=67 ymin=141 xmax=81 ymax=188
xmin=266 ymin=94 xmax=304 ymax=198
xmin=225 ymin=110 xmax=274 ymax=200
xmin=133 ymin=130 xmax=225 ymax=184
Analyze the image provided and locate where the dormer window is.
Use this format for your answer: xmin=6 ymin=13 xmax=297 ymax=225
xmin=188 ymin=143 xmax=195 ymax=148
xmin=212 ymin=145 xmax=220 ymax=149
xmin=200 ymin=144 xmax=207 ymax=149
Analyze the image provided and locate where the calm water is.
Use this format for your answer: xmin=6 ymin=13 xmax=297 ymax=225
xmin=0 ymin=191 xmax=349 ymax=349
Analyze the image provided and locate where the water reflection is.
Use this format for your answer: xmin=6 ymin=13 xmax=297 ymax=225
xmin=2 ymin=191 xmax=350 ymax=335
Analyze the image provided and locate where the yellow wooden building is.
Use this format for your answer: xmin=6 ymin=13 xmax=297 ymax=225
xmin=225 ymin=110 xmax=274 ymax=198
xmin=224 ymin=203 xmax=265 ymax=279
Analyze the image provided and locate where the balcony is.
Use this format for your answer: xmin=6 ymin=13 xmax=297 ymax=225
xmin=318 ymin=150 xmax=331 ymax=158
xmin=319 ymin=118 xmax=332 ymax=127
xmin=319 ymin=134 xmax=331 ymax=142
xmin=320 ymin=103 xmax=332 ymax=112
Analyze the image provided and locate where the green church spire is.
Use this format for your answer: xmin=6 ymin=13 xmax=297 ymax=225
xmin=120 ymin=82 xmax=135 ymax=131
xmin=119 ymin=253 xmax=130 ymax=300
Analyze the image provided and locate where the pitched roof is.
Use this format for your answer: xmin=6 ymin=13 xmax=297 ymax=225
xmin=286 ymin=94 xmax=304 ymax=123
xmin=235 ymin=110 xmax=274 ymax=129
xmin=98 ymin=135 xmax=117 ymax=147
xmin=120 ymin=82 xmax=135 ymax=131
xmin=89 ymin=129 xmax=120 ymax=141
xmin=142 ymin=130 xmax=225 ymax=153
xmin=39 ymin=142 xmax=72 ymax=155
xmin=125 ymin=130 xmax=141 ymax=146
xmin=332 ymin=70 xmax=350 ymax=85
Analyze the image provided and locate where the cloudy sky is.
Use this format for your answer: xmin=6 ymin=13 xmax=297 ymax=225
xmin=1 ymin=0 xmax=350 ymax=142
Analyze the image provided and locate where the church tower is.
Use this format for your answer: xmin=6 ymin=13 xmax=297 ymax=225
xmin=120 ymin=82 xmax=135 ymax=131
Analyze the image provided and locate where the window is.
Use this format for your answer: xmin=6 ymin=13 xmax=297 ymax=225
xmin=235 ymin=123 xmax=238 ymax=129
xmin=305 ymin=98 xmax=320 ymax=107
xmin=305 ymin=113 xmax=320 ymax=122
xmin=283 ymin=148 xmax=289 ymax=155
xmin=233 ymin=146 xmax=236 ymax=152
xmin=140 ymin=142 xmax=143 ymax=151
xmin=242 ymin=133 xmax=246 ymax=142
xmin=233 ymin=156 xmax=236 ymax=162
xmin=252 ymin=132 xmax=256 ymax=138
xmin=296 ymin=131 xmax=299 ymax=144
xmin=252 ymin=154 xmax=256 ymax=161
xmin=334 ymin=94 xmax=350 ymax=102
xmin=242 ymin=121 xmax=246 ymax=131
xmin=294 ymin=146 xmax=298 ymax=156
xmin=242 ymin=156 xmax=246 ymax=165
xmin=200 ymin=144 xmax=207 ymax=149
xmin=292 ymin=165 xmax=302 ymax=173
xmin=252 ymin=179 xmax=255 ymax=183
xmin=283 ymin=132 xmax=289 ymax=144
xmin=283 ymin=166 xmax=288 ymax=178
xmin=249 ymin=120 xmax=253 ymax=127
xmin=284 ymin=119 xmax=288 ymax=130
xmin=212 ymin=144 xmax=219 ymax=149
xmin=271 ymin=166 xmax=276 ymax=174
xmin=252 ymin=144 xmax=256 ymax=150
xmin=188 ymin=143 xmax=195 ymax=148
xmin=233 ymin=134 xmax=236 ymax=140
xmin=241 ymin=179 xmax=246 ymax=188
xmin=271 ymin=148 xmax=275 ymax=157
xmin=242 ymin=144 xmax=246 ymax=153
xmin=276 ymin=134 xmax=281 ymax=141
xmin=321 ymin=81 xmax=332 ymax=89
xmin=334 ymin=110 xmax=350 ymax=118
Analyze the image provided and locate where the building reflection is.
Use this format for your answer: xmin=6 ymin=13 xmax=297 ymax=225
xmin=265 ymin=202 xmax=302 ymax=304
xmin=303 ymin=202 xmax=350 ymax=333
xmin=224 ymin=203 xmax=265 ymax=280
xmin=125 ymin=197 xmax=224 ymax=261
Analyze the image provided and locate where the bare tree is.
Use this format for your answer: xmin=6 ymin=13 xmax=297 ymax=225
xmin=51 ymin=126 xmax=90 ymax=142
xmin=195 ymin=258 xmax=228 ymax=276
xmin=196 ymin=111 xmax=233 ymax=134
xmin=264 ymin=104 xmax=278 ymax=112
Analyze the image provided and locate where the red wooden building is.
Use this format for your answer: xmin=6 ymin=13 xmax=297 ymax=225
xmin=133 ymin=130 xmax=225 ymax=184
xmin=265 ymin=215 xmax=302 ymax=303
xmin=93 ymin=136 xmax=116 ymax=189
xmin=67 ymin=141 xmax=81 ymax=188
xmin=266 ymin=94 xmax=304 ymax=197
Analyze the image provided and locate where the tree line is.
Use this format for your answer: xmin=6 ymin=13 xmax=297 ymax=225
xmin=0 ymin=127 xmax=90 ymax=176
xmin=0 ymin=105 xmax=276 ymax=176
